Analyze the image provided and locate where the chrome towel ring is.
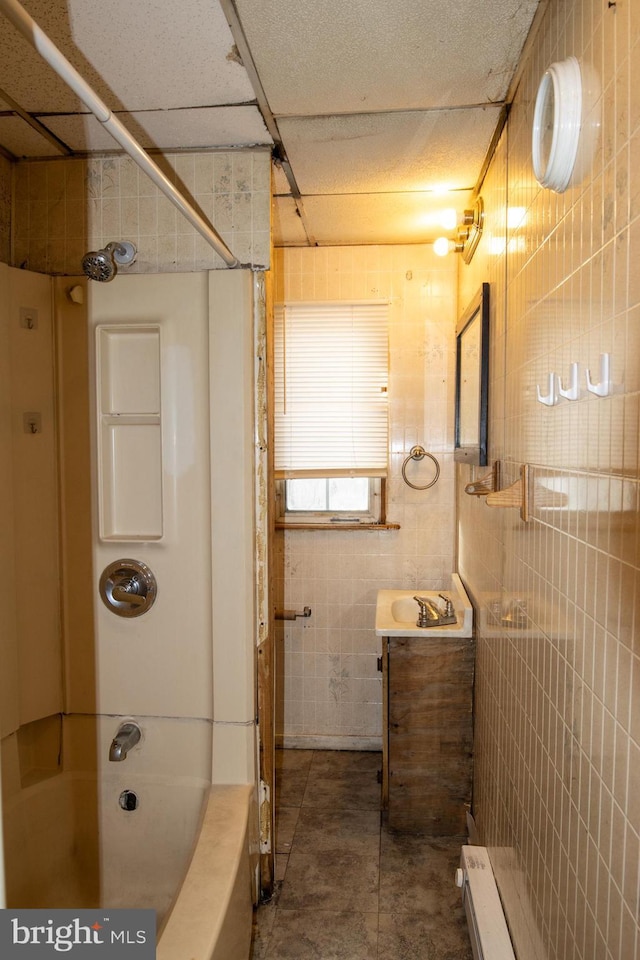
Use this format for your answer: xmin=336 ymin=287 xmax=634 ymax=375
xmin=401 ymin=445 xmax=440 ymax=490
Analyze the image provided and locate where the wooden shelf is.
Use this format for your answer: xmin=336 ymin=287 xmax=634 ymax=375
xmin=486 ymin=464 xmax=531 ymax=521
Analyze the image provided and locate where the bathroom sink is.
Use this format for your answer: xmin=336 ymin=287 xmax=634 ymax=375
xmin=375 ymin=573 xmax=473 ymax=637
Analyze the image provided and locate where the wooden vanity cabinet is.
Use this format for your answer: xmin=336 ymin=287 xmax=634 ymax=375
xmin=381 ymin=634 xmax=474 ymax=834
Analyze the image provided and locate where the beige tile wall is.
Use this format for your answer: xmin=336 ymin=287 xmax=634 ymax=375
xmin=11 ymin=149 xmax=271 ymax=275
xmin=273 ymin=245 xmax=458 ymax=746
xmin=458 ymin=1 xmax=640 ymax=958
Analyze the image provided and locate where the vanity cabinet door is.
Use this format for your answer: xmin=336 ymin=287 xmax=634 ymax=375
xmin=385 ymin=635 xmax=474 ymax=834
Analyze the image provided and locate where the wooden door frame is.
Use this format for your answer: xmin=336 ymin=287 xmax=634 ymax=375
xmin=255 ymin=270 xmax=275 ymax=899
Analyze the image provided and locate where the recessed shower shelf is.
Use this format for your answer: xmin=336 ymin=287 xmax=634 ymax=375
xmin=96 ymin=324 xmax=163 ymax=540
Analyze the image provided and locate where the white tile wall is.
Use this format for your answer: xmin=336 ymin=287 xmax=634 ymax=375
xmin=274 ymin=245 xmax=458 ymax=745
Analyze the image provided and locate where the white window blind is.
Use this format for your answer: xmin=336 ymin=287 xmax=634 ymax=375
xmin=274 ymin=302 xmax=389 ymax=478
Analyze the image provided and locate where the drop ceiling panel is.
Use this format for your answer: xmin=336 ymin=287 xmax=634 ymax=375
xmin=0 ymin=116 xmax=65 ymax=158
xmin=279 ymin=107 xmax=502 ymax=195
xmin=44 ymin=107 xmax=272 ymax=155
xmin=236 ymin=0 xmax=538 ymax=115
xmin=0 ymin=0 xmax=539 ymax=248
xmin=295 ymin=191 xmax=474 ymax=246
xmin=0 ymin=0 xmax=255 ymax=113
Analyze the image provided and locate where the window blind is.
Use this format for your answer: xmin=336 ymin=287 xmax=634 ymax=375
xmin=274 ymin=302 xmax=389 ymax=478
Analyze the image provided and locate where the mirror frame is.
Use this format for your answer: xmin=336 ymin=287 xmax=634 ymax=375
xmin=454 ymin=282 xmax=490 ymax=466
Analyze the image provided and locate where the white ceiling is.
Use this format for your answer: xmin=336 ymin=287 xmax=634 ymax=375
xmin=0 ymin=0 xmax=540 ymax=248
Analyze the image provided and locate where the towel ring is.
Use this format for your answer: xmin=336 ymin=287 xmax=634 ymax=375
xmin=401 ymin=445 xmax=440 ymax=490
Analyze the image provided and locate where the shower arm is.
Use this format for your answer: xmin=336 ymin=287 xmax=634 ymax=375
xmin=0 ymin=0 xmax=240 ymax=269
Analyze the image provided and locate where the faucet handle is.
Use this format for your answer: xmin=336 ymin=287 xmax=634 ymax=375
xmin=438 ymin=593 xmax=454 ymax=617
xmin=112 ymin=580 xmax=147 ymax=605
xmin=100 ymin=559 xmax=157 ymax=618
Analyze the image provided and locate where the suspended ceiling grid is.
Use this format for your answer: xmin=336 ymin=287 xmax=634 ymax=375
xmin=0 ymin=0 xmax=541 ymax=247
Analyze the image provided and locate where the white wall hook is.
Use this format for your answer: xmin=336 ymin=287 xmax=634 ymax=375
xmin=558 ymin=362 xmax=580 ymax=400
xmin=585 ymin=353 xmax=611 ymax=397
xmin=536 ymin=372 xmax=559 ymax=406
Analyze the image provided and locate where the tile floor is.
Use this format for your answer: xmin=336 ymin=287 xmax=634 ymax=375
xmin=250 ymin=749 xmax=473 ymax=959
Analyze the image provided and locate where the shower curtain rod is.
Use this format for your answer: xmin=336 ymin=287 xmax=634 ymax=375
xmin=0 ymin=0 xmax=240 ymax=269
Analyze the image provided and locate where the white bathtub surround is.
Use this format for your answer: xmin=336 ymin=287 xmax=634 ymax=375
xmin=88 ymin=272 xmax=214 ymax=721
xmin=95 ymin=714 xmax=213 ymax=918
xmin=1 ymin=267 xmax=261 ymax=954
xmin=157 ymin=784 xmax=254 ymax=960
xmin=208 ymin=271 xmax=260 ymax=788
xmin=73 ymin=270 xmax=260 ymax=786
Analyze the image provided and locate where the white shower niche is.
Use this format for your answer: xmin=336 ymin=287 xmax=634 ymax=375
xmin=96 ymin=324 xmax=163 ymax=540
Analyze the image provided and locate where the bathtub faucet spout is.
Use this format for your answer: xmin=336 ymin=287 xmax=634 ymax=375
xmin=109 ymin=721 xmax=141 ymax=761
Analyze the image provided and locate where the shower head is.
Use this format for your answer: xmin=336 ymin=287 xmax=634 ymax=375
xmin=82 ymin=241 xmax=136 ymax=282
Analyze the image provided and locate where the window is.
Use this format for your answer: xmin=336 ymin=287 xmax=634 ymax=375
xmin=281 ymin=476 xmax=383 ymax=524
xmin=274 ymin=301 xmax=389 ymax=526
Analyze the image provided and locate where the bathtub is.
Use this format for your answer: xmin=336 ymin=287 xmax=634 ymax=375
xmin=157 ymin=784 xmax=254 ymax=960
xmin=97 ymin=717 xmax=256 ymax=959
xmin=2 ymin=720 xmax=255 ymax=960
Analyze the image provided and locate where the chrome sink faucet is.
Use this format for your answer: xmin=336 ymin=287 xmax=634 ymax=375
xmin=414 ymin=596 xmax=441 ymax=626
xmin=109 ymin=721 xmax=141 ymax=761
xmin=413 ymin=594 xmax=457 ymax=628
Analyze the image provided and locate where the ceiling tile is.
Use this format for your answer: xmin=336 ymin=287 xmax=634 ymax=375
xmin=0 ymin=0 xmax=255 ymax=113
xmin=43 ymin=107 xmax=272 ymax=154
xmin=278 ymin=107 xmax=502 ymax=194
xmin=0 ymin=116 xmax=65 ymax=158
xmin=297 ymin=191 xmax=474 ymax=246
xmin=236 ymin=0 xmax=538 ymax=114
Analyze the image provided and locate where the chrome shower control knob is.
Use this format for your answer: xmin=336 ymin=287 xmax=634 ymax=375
xmin=99 ymin=559 xmax=157 ymax=617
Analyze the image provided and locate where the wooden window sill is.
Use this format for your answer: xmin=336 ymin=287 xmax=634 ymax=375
xmin=275 ymin=522 xmax=400 ymax=531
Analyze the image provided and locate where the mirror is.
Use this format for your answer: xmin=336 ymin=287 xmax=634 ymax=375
xmin=454 ymin=283 xmax=490 ymax=466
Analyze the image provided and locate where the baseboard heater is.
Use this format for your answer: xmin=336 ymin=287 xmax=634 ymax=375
xmin=455 ymin=846 xmax=516 ymax=960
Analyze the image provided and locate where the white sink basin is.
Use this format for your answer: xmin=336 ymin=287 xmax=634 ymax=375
xmin=375 ymin=574 xmax=473 ymax=638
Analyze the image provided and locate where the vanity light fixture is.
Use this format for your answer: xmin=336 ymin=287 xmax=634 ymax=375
xmin=432 ymin=198 xmax=484 ymax=261
xmin=458 ymin=198 xmax=484 ymax=263
xmin=532 ymin=56 xmax=582 ymax=193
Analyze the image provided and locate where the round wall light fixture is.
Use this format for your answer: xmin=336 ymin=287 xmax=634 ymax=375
xmin=532 ymin=56 xmax=582 ymax=193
